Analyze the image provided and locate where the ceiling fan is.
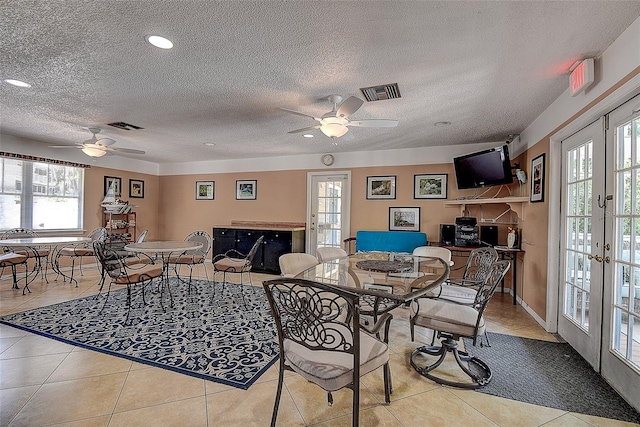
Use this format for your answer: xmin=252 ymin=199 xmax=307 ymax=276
xmin=280 ymin=95 xmax=398 ymax=141
xmin=49 ymin=128 xmax=145 ymax=158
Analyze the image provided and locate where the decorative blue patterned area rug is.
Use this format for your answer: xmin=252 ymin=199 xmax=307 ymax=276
xmin=0 ymin=279 xmax=279 ymax=390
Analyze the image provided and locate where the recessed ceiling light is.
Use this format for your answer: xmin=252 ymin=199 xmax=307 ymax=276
xmin=303 ymin=134 xmax=314 ymax=138
xmin=4 ymin=79 xmax=31 ymax=88
xmin=203 ymin=142 xmax=216 ymax=146
xmin=145 ymin=35 xmax=173 ymax=49
xmin=434 ymin=121 xmax=451 ymax=127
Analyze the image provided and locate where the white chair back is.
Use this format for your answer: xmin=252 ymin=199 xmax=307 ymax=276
xmin=316 ymin=246 xmax=348 ymax=263
xmin=278 ymin=253 xmax=319 ymax=277
xmin=412 ymin=246 xmax=453 ymax=266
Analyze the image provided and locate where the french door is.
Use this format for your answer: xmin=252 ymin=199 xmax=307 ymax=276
xmin=559 ymin=96 xmax=640 ymax=410
xmin=306 ymin=172 xmax=351 ymax=255
xmin=602 ymin=98 xmax=640 ymax=410
xmin=559 ymin=118 xmax=606 ymax=369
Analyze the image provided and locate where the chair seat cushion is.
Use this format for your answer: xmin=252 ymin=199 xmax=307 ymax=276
xmin=436 ymin=284 xmax=477 ymax=304
xmin=411 ymin=298 xmax=485 ymax=338
xmin=0 ymin=253 xmax=28 ymax=266
xmin=167 ymin=254 xmax=204 ymax=264
xmin=123 ymin=255 xmax=153 ymax=266
xmin=213 ymin=257 xmax=249 ymax=273
xmin=283 ymin=331 xmax=389 ymax=392
xmin=14 ymin=249 xmax=50 ymax=257
xmin=114 ymin=263 xmax=163 ymax=284
xmin=59 ymin=247 xmax=93 ymax=257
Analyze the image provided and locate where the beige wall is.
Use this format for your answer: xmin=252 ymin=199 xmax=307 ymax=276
xmin=348 ymin=163 xmax=521 ymax=242
xmin=83 ymin=161 xmax=537 ymax=313
xmin=156 ymin=163 xmax=526 ymax=248
xmin=157 ymin=170 xmax=308 ymax=241
xmin=84 ymin=167 xmax=160 ymax=241
xmin=516 ymin=143 xmax=549 ymax=319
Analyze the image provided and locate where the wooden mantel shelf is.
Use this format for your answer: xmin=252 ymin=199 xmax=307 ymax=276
xmin=444 ymin=196 xmax=529 ymax=222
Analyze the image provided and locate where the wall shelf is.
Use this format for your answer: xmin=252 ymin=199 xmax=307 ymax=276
xmin=444 ymin=196 xmax=529 ymax=223
xmin=103 ymin=211 xmax=136 ymax=242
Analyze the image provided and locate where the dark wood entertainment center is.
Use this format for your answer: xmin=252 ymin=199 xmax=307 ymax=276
xmin=212 ymin=221 xmax=305 ymax=274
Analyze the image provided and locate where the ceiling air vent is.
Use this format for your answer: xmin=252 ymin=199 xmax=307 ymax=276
xmin=107 ymin=122 xmax=144 ymax=131
xmin=360 ymin=83 xmax=401 ymax=102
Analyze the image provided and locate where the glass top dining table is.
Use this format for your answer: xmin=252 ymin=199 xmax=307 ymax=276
xmin=295 ymin=253 xmax=450 ymax=317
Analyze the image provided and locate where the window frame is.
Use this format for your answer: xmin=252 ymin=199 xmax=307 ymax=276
xmin=0 ymin=157 xmax=85 ymax=232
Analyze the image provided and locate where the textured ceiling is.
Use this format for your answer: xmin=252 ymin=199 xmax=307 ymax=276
xmin=1 ymin=1 xmax=640 ymax=165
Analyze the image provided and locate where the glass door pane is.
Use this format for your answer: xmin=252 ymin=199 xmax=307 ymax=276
xmin=611 ymin=113 xmax=640 ymax=369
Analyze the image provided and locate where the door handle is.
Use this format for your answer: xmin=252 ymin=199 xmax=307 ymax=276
xmin=587 ymin=254 xmax=610 ymax=263
xmin=587 ymin=254 xmax=601 ymax=262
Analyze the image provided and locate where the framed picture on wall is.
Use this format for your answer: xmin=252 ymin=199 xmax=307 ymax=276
xmin=414 ymin=174 xmax=448 ymax=199
xmin=389 ymin=207 xmax=420 ymax=231
xmin=129 ymin=179 xmax=144 ymax=198
xmin=104 ymin=176 xmax=122 ymax=197
xmin=196 ymin=181 xmax=215 ymax=200
xmin=530 ymin=153 xmax=545 ymax=203
xmin=236 ymin=180 xmax=257 ymax=200
xmin=367 ymin=175 xmax=396 ymax=199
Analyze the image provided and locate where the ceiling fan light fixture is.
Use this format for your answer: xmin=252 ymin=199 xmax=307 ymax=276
xmin=82 ymin=147 xmax=106 ymax=157
xmin=320 ymin=123 xmax=348 ymax=138
xmin=145 ymin=35 xmax=173 ymax=49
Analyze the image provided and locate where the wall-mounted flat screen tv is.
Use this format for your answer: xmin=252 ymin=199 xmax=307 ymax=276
xmin=453 ymin=145 xmax=513 ymax=189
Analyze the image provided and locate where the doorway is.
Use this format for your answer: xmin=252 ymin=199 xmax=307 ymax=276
xmin=558 ymin=118 xmax=605 ymax=369
xmin=558 ymin=95 xmax=640 ymax=410
xmin=601 ymin=98 xmax=640 ymax=410
xmin=306 ymin=172 xmax=351 ymax=255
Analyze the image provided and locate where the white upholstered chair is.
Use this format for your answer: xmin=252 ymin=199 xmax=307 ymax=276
xmin=278 ymin=252 xmax=319 ymax=277
xmin=316 ymin=246 xmax=348 ymax=263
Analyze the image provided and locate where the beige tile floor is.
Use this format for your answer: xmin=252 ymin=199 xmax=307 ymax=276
xmin=1 ymin=266 xmax=639 ymax=427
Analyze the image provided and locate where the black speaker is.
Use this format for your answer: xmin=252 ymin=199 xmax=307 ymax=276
xmin=481 ymin=225 xmax=498 ymax=247
xmin=440 ymin=224 xmax=456 ymax=246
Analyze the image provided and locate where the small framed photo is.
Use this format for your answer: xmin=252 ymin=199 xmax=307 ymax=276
xmin=236 ymin=180 xmax=257 ymax=200
xmin=129 ymin=179 xmax=144 ymax=198
xmin=389 ymin=207 xmax=420 ymax=231
xmin=530 ymin=153 xmax=545 ymax=203
xmin=367 ymin=175 xmax=396 ymax=199
xmin=414 ymin=174 xmax=447 ymax=199
xmin=196 ymin=181 xmax=215 ymax=200
xmin=104 ymin=176 xmax=122 ymax=197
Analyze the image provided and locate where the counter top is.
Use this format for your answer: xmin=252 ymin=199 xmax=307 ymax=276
xmin=213 ymin=222 xmax=306 ymax=232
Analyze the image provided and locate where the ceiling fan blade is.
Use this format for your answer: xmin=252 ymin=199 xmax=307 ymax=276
xmin=348 ymin=119 xmax=399 ymax=128
xmin=336 ymin=96 xmax=364 ymax=118
xmin=279 ymin=107 xmax=321 ymax=121
xmin=288 ymin=125 xmax=320 ymax=134
xmin=49 ymin=145 xmax=82 ymax=149
xmin=81 ymin=134 xmax=101 ymax=144
xmin=106 ymin=147 xmax=146 ymax=155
